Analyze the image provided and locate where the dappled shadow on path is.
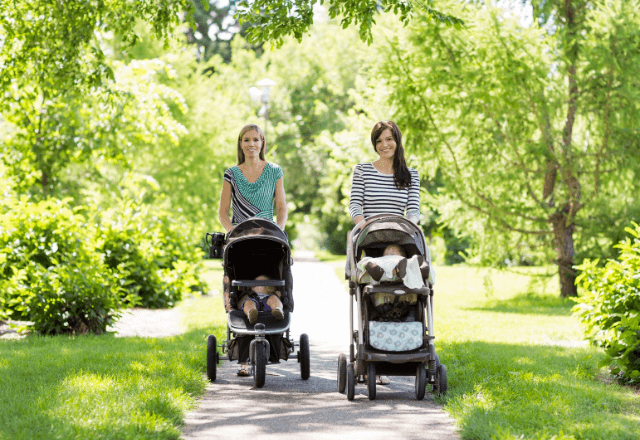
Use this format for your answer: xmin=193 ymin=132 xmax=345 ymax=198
xmin=182 ymin=341 xmax=460 ymax=440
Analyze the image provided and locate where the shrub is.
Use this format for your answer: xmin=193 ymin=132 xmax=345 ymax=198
xmin=26 ymin=262 xmax=123 ymax=335
xmin=0 ymin=197 xmax=123 ymax=333
xmin=573 ymin=222 xmax=640 ymax=384
xmin=97 ymin=201 xmax=205 ymax=308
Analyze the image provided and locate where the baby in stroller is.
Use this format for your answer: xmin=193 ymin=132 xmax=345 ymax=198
xmin=338 ymin=214 xmax=447 ymax=400
xmin=239 ymin=274 xmax=285 ymax=324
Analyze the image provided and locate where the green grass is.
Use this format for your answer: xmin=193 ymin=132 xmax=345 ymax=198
xmin=0 ymin=260 xmax=226 ymax=440
xmin=434 ymin=266 xmax=640 ymax=439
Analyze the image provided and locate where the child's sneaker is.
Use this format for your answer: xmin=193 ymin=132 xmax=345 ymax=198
xmin=248 ymin=309 xmax=259 ymax=324
xmin=272 ymin=307 xmax=284 ymax=321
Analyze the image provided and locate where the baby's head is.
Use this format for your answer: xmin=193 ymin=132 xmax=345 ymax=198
xmin=383 ymin=244 xmax=406 ymax=257
xmin=253 ymin=274 xmax=273 ymax=295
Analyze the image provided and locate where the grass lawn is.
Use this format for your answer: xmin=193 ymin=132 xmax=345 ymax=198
xmin=0 ymin=261 xmax=226 ymax=440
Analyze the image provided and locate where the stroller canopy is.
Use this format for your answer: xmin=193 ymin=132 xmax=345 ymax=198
xmin=353 ymin=215 xmax=427 ymax=258
xmin=226 ymin=217 xmax=289 ymax=244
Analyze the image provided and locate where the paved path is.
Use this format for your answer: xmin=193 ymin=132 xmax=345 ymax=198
xmin=181 ymin=254 xmax=460 ymax=440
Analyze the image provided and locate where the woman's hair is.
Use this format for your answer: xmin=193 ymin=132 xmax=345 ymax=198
xmin=370 ymin=121 xmax=411 ymax=190
xmin=237 ymin=124 xmax=266 ymax=165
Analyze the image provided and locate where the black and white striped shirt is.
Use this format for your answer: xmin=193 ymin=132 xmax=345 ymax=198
xmin=349 ymin=163 xmax=420 ymax=221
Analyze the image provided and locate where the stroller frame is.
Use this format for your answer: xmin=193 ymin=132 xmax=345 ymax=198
xmin=205 ymin=217 xmax=310 ymax=388
xmin=338 ymin=213 xmax=447 ymax=400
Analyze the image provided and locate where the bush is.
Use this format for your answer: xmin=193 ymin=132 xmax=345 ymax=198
xmin=97 ymin=201 xmax=205 ymax=308
xmin=573 ymin=222 xmax=640 ymax=384
xmin=26 ymin=262 xmax=123 ymax=335
xmin=0 ymin=198 xmax=123 ymax=333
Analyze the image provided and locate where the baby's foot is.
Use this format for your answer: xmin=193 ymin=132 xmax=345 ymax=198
xmin=365 ymin=261 xmax=385 ymax=281
xmin=395 ymin=257 xmax=408 ymax=279
xmin=417 ymin=255 xmax=430 ymax=279
xmin=272 ymin=307 xmax=284 ymax=320
xmin=248 ymin=309 xmax=258 ymax=325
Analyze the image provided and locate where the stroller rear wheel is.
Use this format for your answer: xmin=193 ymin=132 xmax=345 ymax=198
xmin=367 ymin=363 xmax=376 ymax=400
xmin=415 ymin=363 xmax=426 ymax=400
xmin=254 ymin=341 xmax=266 ymax=388
xmin=206 ymin=335 xmax=218 ymax=382
xmin=299 ymin=333 xmax=310 ymax=380
xmin=337 ymin=353 xmax=347 ymax=393
xmin=346 ymin=363 xmax=356 ymax=401
xmin=437 ymin=363 xmax=448 ymax=397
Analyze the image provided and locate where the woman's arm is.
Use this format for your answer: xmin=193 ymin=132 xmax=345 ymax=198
xmin=349 ymin=165 xmax=365 ymax=224
xmin=274 ymin=176 xmax=288 ymax=229
xmin=218 ymin=180 xmax=234 ymax=232
xmin=406 ymin=169 xmax=421 ymax=224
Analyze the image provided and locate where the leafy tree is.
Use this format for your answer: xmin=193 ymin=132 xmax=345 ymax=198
xmin=185 ymin=0 xmax=263 ymax=62
xmin=375 ymin=0 xmax=640 ymax=296
xmin=235 ymin=0 xmax=463 ymax=46
xmin=0 ymin=0 xmax=193 ymax=196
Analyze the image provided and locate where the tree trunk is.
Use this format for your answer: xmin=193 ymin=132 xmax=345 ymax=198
xmin=550 ymin=210 xmax=577 ymax=298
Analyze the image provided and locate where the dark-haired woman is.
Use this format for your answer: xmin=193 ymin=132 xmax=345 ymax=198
xmin=349 ymin=121 xmax=420 ymax=226
xmin=349 ymin=120 xmax=421 ymax=386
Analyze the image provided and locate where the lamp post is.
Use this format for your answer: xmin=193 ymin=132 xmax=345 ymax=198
xmin=249 ymin=78 xmax=276 ymax=147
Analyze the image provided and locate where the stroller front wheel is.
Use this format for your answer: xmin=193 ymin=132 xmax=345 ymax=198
xmin=254 ymin=341 xmax=266 ymax=388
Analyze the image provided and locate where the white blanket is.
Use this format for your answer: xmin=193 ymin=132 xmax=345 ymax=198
xmin=357 ymin=255 xmax=425 ymax=289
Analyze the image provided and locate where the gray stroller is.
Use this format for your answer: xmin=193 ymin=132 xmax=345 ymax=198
xmin=337 ymin=213 xmax=447 ymax=400
xmin=206 ymin=217 xmax=310 ymax=388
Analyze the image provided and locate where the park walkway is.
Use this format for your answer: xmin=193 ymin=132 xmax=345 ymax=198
xmin=180 ymin=252 xmax=460 ymax=440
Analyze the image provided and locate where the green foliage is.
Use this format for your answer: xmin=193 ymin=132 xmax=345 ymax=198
xmin=372 ymin=0 xmax=640 ymax=294
xmin=0 ymin=0 xmax=190 ymax=94
xmin=0 ymin=197 xmax=123 ymax=334
xmin=235 ymin=0 xmax=463 ymax=46
xmin=574 ymin=222 xmax=640 ymax=384
xmin=97 ymin=199 xmax=206 ymax=309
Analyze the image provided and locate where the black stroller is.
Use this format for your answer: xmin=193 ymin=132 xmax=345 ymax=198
xmin=338 ymin=213 xmax=447 ymax=400
xmin=205 ymin=217 xmax=310 ymax=388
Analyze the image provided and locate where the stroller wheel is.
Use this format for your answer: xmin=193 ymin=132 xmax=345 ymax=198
xmin=437 ymin=364 xmax=448 ymax=397
xmin=254 ymin=341 xmax=266 ymax=388
xmin=367 ymin=363 xmax=376 ymax=400
xmin=206 ymin=335 xmax=218 ymax=382
xmin=346 ymin=363 xmax=356 ymax=401
xmin=337 ymin=353 xmax=347 ymax=393
xmin=415 ymin=363 xmax=426 ymax=401
xmin=431 ymin=354 xmax=441 ymax=391
xmin=299 ymin=333 xmax=310 ymax=380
